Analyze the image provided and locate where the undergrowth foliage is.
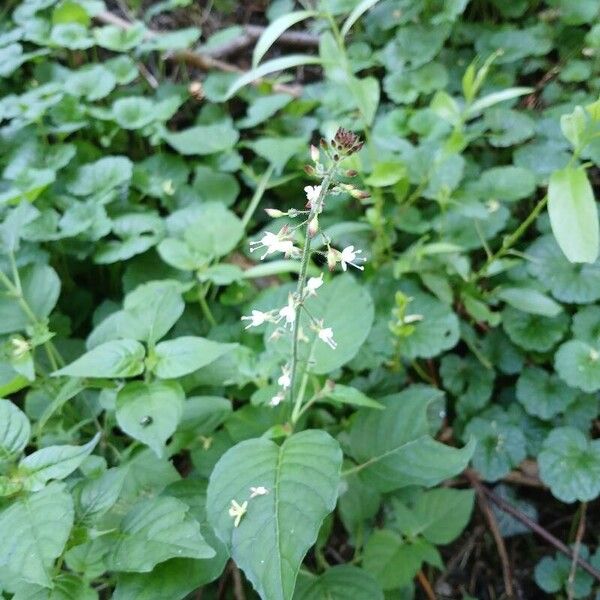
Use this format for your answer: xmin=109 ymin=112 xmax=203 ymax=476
xmin=1 ymin=0 xmax=600 ymax=598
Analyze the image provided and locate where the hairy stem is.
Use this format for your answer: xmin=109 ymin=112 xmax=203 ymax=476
xmin=290 ymin=170 xmax=334 ymax=424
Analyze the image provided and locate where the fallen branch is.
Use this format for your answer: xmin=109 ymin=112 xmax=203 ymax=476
xmin=94 ymin=11 xmax=302 ymax=97
xmin=480 ymin=485 xmax=600 ymax=582
xmin=465 ymin=471 xmax=514 ymax=598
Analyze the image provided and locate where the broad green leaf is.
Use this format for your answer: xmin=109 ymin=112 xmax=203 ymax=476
xmin=116 ymin=381 xmax=185 ymax=457
xmin=163 ymin=122 xmax=239 ymax=155
xmin=53 ymin=339 xmax=146 ymax=378
xmin=0 ymin=483 xmax=74 ymax=587
xmin=19 ymin=433 xmax=99 ymax=491
xmin=224 ymin=55 xmax=321 ymax=100
xmin=152 ymin=336 xmax=236 ymax=379
xmin=67 ymin=156 xmax=132 ymax=198
xmin=321 ymin=384 xmax=384 ymax=409
xmin=363 ymin=530 xmax=441 ymax=590
xmin=207 ymin=430 xmax=342 ymax=600
xmin=341 ymin=0 xmax=383 ymax=36
xmin=535 ymin=550 xmax=594 ymax=598
xmin=555 ymin=340 xmax=600 ymax=393
xmin=464 ymin=417 xmax=526 ymax=481
xmin=11 ymin=573 xmax=97 ymax=600
xmin=112 ymin=97 xmax=156 ymax=130
xmin=502 ymin=306 xmax=569 ymax=352
xmin=248 ymin=136 xmax=306 ymax=173
xmin=516 ymin=366 xmax=578 ymax=419
xmin=548 ymin=166 xmax=599 ymax=263
xmin=396 ymin=488 xmax=475 ymax=545
xmin=78 ymin=468 xmax=127 ymax=521
xmin=0 ymin=399 xmax=30 ymax=460
xmin=347 ymin=75 xmax=380 ymax=126
xmin=572 ymin=305 xmax=600 ymax=346
xmin=497 ymin=287 xmax=562 ymax=317
xmin=0 ymin=264 xmax=60 ymax=334
xmin=253 ymin=11 xmax=316 ymax=67
xmin=478 ymin=165 xmax=536 ymax=202
xmin=294 ymin=565 xmax=383 ymax=600
xmin=94 ymin=22 xmax=146 ymax=51
xmin=538 ymin=427 xmax=600 ymax=503
xmin=267 ymin=275 xmax=374 ymax=374
xmin=122 ymin=280 xmax=185 ymax=345
xmin=105 ymin=496 xmax=215 ymax=572
xmin=50 ymin=23 xmax=95 ymax=49
xmin=348 ymin=386 xmax=475 ymax=492
xmin=64 ymin=65 xmax=116 ymax=100
xmin=527 ymin=235 xmax=600 ymax=303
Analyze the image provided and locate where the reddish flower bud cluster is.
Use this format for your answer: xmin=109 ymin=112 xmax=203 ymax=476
xmin=332 ymin=127 xmax=364 ymax=156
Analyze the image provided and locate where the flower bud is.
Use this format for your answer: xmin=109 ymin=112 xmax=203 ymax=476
xmin=310 ymin=144 xmax=319 ymax=162
xmin=304 ymin=165 xmax=316 ymax=177
xmin=308 ymin=215 xmax=319 ymax=238
xmin=265 ymin=208 xmax=286 ymax=218
xmin=327 ymin=247 xmax=339 ymax=271
xmin=346 ymin=169 xmax=358 ymax=177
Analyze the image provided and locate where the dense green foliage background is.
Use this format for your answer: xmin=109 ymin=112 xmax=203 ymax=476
xmin=2 ymin=0 xmax=600 ymax=598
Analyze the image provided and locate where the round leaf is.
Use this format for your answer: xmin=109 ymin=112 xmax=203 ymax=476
xmin=0 ymin=399 xmax=30 ymax=460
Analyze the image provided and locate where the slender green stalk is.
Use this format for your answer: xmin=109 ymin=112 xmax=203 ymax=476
xmin=198 ymin=282 xmax=217 ymax=327
xmin=242 ymin=164 xmax=275 ymax=228
xmin=290 ymin=170 xmax=335 ymax=424
xmin=473 ymin=195 xmax=548 ymax=281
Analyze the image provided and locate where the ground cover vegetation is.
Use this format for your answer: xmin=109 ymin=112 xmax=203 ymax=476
xmin=2 ymin=0 xmax=600 ymax=598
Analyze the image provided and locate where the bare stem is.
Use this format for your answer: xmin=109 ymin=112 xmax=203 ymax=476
xmin=290 ymin=170 xmax=334 ymax=425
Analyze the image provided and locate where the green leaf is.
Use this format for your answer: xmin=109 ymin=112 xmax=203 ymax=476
xmin=0 ymin=399 xmax=30 ymax=460
xmin=207 ymin=430 xmax=342 ymax=600
xmin=528 ymin=235 xmax=600 ymax=303
xmin=478 ymin=166 xmax=536 ymax=202
xmin=67 ymin=156 xmax=132 ymax=198
xmin=116 ymin=381 xmax=185 ymax=457
xmin=122 ymin=280 xmax=185 ymax=345
xmin=94 ymin=22 xmax=146 ymax=51
xmin=464 ymin=417 xmax=526 ymax=481
xmin=152 ymin=336 xmax=236 ymax=379
xmin=502 ymin=306 xmax=569 ymax=352
xmin=268 ymin=275 xmax=374 ymax=374
xmin=112 ymin=97 xmax=157 ymax=130
xmin=0 ymin=483 xmax=74 ymax=587
xmin=341 ymin=0 xmax=383 ymax=36
xmin=163 ymin=122 xmax=239 ymax=155
xmin=348 ymin=386 xmax=475 ymax=492
xmin=363 ymin=530 xmax=441 ymax=590
xmin=497 ymin=287 xmax=562 ymax=317
xmin=105 ymin=496 xmax=215 ymax=572
xmin=19 ymin=434 xmax=99 ymax=491
xmin=64 ymin=65 xmax=116 ymax=100
xmin=516 ymin=366 xmax=578 ymax=419
xmin=78 ymin=467 xmax=127 ymax=521
xmin=321 ymin=384 xmax=384 ymax=409
xmin=54 ymin=339 xmax=145 ymax=379
xmin=535 ymin=550 xmax=594 ymax=598
xmin=396 ymin=488 xmax=475 ymax=545
xmin=224 ymin=55 xmax=321 ymax=100
xmin=555 ymin=340 xmax=600 ymax=393
xmin=548 ymin=166 xmax=599 ymax=263
xmin=294 ymin=565 xmax=383 ymax=600
xmin=538 ymin=427 xmax=600 ymax=503
xmin=253 ymin=10 xmax=316 ymax=66
xmin=0 ymin=264 xmax=60 ymax=334
xmin=465 ymin=87 xmax=534 ymax=118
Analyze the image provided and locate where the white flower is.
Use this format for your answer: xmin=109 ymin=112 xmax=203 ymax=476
xmin=278 ymin=294 xmax=296 ymax=329
xmin=270 ymin=392 xmax=285 ymax=407
xmin=318 ymin=326 xmax=337 ymax=350
xmin=250 ymin=486 xmax=269 ymax=498
xmin=241 ymin=310 xmax=271 ymax=329
xmin=249 ymin=229 xmax=299 ymax=260
xmin=304 ymin=185 xmax=322 ymax=209
xmin=278 ymin=365 xmax=291 ymax=389
xmin=305 ymin=274 xmax=323 ymax=296
xmin=228 ymin=499 xmax=248 ymax=527
xmin=340 ymin=245 xmax=366 ymax=271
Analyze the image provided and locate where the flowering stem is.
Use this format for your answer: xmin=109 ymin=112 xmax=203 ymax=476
xmin=290 ymin=169 xmax=335 ymax=425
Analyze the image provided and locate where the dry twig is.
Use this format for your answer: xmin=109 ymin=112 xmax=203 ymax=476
xmin=567 ymin=502 xmax=587 ymax=600
xmin=465 ymin=471 xmax=515 ymax=598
